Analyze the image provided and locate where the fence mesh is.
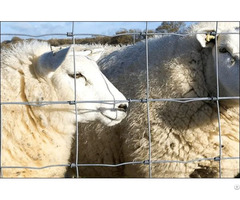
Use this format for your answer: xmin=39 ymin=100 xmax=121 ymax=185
xmin=0 ymin=21 xmax=239 ymax=178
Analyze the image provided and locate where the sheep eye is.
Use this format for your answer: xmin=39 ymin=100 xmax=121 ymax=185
xmin=68 ymin=72 xmax=85 ymax=79
xmin=219 ymin=47 xmax=228 ymax=53
xmin=76 ymin=73 xmax=84 ymax=79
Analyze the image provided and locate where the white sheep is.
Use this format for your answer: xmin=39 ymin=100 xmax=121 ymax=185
xmin=74 ymin=22 xmax=239 ymax=178
xmin=1 ymin=40 xmax=128 ymax=178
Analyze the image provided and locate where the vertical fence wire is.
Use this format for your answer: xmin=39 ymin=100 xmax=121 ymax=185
xmin=145 ymin=22 xmax=152 ymax=178
xmin=214 ymin=22 xmax=223 ymax=178
xmin=71 ymin=22 xmax=80 ymax=178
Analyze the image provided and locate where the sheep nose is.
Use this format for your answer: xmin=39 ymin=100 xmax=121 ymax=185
xmin=118 ymin=104 xmax=128 ymax=112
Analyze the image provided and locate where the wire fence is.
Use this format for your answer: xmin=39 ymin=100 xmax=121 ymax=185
xmin=0 ymin=21 xmax=239 ymax=178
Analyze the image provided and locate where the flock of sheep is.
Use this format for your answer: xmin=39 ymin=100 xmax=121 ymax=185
xmin=1 ymin=22 xmax=239 ymax=178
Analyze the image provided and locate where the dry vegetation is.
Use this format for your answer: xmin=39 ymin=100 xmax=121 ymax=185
xmin=1 ymin=29 xmax=152 ymax=49
xmin=1 ymin=22 xmax=186 ymax=48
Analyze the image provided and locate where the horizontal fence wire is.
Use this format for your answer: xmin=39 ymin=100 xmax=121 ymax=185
xmin=0 ymin=22 xmax=239 ymax=178
xmin=1 ymin=156 xmax=240 ymax=170
xmin=1 ymin=31 xmax=239 ymax=39
xmin=0 ymin=97 xmax=239 ymax=106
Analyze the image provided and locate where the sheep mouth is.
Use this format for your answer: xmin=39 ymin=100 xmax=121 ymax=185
xmin=99 ymin=108 xmax=127 ymax=121
xmin=117 ymin=107 xmax=127 ymax=112
xmin=101 ymin=113 xmax=119 ymax=121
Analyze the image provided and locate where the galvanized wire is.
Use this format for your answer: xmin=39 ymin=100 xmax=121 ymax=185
xmin=1 ymin=31 xmax=239 ymax=39
xmin=2 ymin=164 xmax=70 ymax=170
xmin=214 ymin=22 xmax=223 ymax=178
xmin=71 ymin=22 xmax=80 ymax=178
xmin=0 ymin=21 xmax=239 ymax=178
xmin=1 ymin=33 xmax=67 ymax=38
xmin=1 ymin=156 xmax=239 ymax=170
xmin=145 ymin=22 xmax=152 ymax=178
xmin=1 ymin=96 xmax=239 ymax=106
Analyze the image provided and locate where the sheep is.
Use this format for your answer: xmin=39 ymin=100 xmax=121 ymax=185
xmin=73 ymin=22 xmax=239 ymax=178
xmin=1 ymin=40 xmax=128 ymax=178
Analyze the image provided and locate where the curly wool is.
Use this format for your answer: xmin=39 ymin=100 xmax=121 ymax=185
xmin=1 ymin=40 xmax=128 ymax=178
xmin=1 ymin=41 xmax=75 ymax=177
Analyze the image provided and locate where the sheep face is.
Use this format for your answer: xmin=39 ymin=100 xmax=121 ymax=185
xmin=37 ymin=46 xmax=128 ymax=127
xmin=213 ymin=33 xmax=239 ymax=97
xmin=197 ymin=25 xmax=239 ymax=97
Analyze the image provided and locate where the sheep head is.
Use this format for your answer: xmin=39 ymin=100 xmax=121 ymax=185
xmin=29 ymin=45 xmax=128 ymax=127
xmin=196 ymin=23 xmax=239 ymax=98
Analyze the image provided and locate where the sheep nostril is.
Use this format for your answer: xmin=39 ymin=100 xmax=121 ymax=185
xmin=118 ymin=104 xmax=128 ymax=112
xmin=231 ymin=58 xmax=236 ymax=65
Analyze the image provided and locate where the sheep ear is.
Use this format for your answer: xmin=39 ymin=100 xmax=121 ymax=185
xmin=196 ymin=32 xmax=216 ymax=48
xmin=38 ymin=46 xmax=71 ymax=74
xmin=74 ymin=48 xmax=104 ymax=61
xmin=74 ymin=50 xmax=92 ymax=56
xmin=87 ymin=48 xmax=104 ymax=61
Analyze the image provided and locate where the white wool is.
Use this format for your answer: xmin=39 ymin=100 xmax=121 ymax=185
xmin=71 ymin=22 xmax=239 ymax=178
xmin=55 ymin=43 xmax=123 ymax=62
xmin=1 ymin=40 xmax=128 ymax=177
